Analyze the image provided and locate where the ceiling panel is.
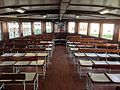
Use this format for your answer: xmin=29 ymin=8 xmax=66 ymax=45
xmin=71 ymin=0 xmax=91 ymax=4
xmin=47 ymin=14 xmax=58 ymax=17
xmin=60 ymin=3 xmax=69 ymax=10
xmin=64 ymin=14 xmax=76 ymax=18
xmin=68 ymin=6 xmax=102 ymax=11
xmin=0 ymin=0 xmax=5 ymax=7
xmin=0 ymin=0 xmax=119 ymax=20
xmin=70 ymin=0 xmax=119 ymax=7
xmin=91 ymin=0 xmax=104 ymax=6
xmin=62 ymin=0 xmax=71 ymax=3
xmin=105 ymin=0 xmax=119 ymax=7
xmin=30 ymin=6 xmax=59 ymax=10
xmin=4 ymin=0 xmax=16 ymax=6
xmin=2 ymin=0 xmax=60 ymax=6
xmin=31 ymin=0 xmax=60 ymax=4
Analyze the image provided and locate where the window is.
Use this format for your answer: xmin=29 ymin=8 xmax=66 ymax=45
xmin=33 ymin=22 xmax=42 ymax=35
xmin=22 ymin=22 xmax=32 ymax=36
xmin=46 ymin=22 xmax=52 ymax=33
xmin=118 ymin=27 xmax=120 ymax=41
xmin=78 ymin=22 xmax=88 ymax=35
xmin=89 ymin=23 xmax=100 ymax=37
xmin=68 ymin=22 xmax=75 ymax=33
xmin=54 ymin=22 xmax=66 ymax=33
xmin=0 ymin=23 xmax=2 ymax=40
xmin=102 ymin=24 xmax=114 ymax=40
xmin=8 ymin=22 xmax=20 ymax=39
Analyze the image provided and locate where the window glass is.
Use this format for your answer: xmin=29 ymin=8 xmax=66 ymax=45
xmin=102 ymin=24 xmax=114 ymax=40
xmin=33 ymin=22 xmax=42 ymax=35
xmin=78 ymin=22 xmax=88 ymax=35
xmin=54 ymin=22 xmax=66 ymax=33
xmin=0 ymin=23 xmax=2 ymax=40
xmin=46 ymin=22 xmax=52 ymax=33
xmin=89 ymin=23 xmax=100 ymax=37
xmin=68 ymin=22 xmax=75 ymax=33
xmin=8 ymin=22 xmax=19 ymax=39
xmin=22 ymin=22 xmax=31 ymax=36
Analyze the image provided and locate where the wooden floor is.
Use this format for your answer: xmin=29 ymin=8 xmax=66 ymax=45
xmin=39 ymin=45 xmax=86 ymax=90
xmin=39 ymin=45 xmax=117 ymax=90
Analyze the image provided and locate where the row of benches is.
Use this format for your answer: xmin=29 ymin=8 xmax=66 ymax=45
xmin=0 ymin=52 xmax=50 ymax=90
xmin=67 ymin=36 xmax=120 ymax=90
xmin=0 ymin=33 xmax=55 ymax=90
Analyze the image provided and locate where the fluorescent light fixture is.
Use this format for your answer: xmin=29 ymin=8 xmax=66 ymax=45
xmin=43 ymin=15 xmax=46 ymax=18
xmin=15 ymin=8 xmax=26 ymax=13
xmin=76 ymin=15 xmax=79 ymax=18
xmin=99 ymin=8 xmax=113 ymax=14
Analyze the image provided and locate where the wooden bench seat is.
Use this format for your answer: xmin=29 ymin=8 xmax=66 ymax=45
xmin=0 ymin=72 xmax=37 ymax=90
xmin=86 ymin=72 xmax=120 ymax=90
xmin=78 ymin=59 xmax=120 ymax=78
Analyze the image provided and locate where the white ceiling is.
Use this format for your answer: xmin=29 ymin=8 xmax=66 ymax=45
xmin=0 ymin=0 xmax=120 ymax=19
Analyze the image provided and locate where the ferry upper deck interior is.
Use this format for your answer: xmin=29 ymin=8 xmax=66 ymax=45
xmin=0 ymin=0 xmax=120 ymax=90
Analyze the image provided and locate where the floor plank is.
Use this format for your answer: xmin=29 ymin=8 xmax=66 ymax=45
xmin=41 ymin=45 xmax=85 ymax=90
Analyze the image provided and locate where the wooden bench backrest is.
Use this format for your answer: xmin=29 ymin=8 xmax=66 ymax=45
xmin=69 ymin=39 xmax=107 ymax=43
xmin=12 ymin=48 xmax=46 ymax=52
xmin=69 ymin=38 xmax=95 ymax=42
xmin=92 ymin=64 xmax=120 ymax=70
xmin=76 ymin=43 xmax=118 ymax=48
xmin=78 ymin=48 xmax=120 ymax=53
xmin=0 ymin=73 xmax=25 ymax=80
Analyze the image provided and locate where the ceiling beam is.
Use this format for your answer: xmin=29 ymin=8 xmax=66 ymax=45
xmin=0 ymin=10 xmax=99 ymax=16
xmin=0 ymin=9 xmax=59 ymax=15
xmin=1 ymin=9 xmax=120 ymax=18
xmin=59 ymin=0 xmax=71 ymax=20
xmin=66 ymin=10 xmax=120 ymax=17
xmin=66 ymin=10 xmax=100 ymax=14
xmin=59 ymin=0 xmax=62 ymax=20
